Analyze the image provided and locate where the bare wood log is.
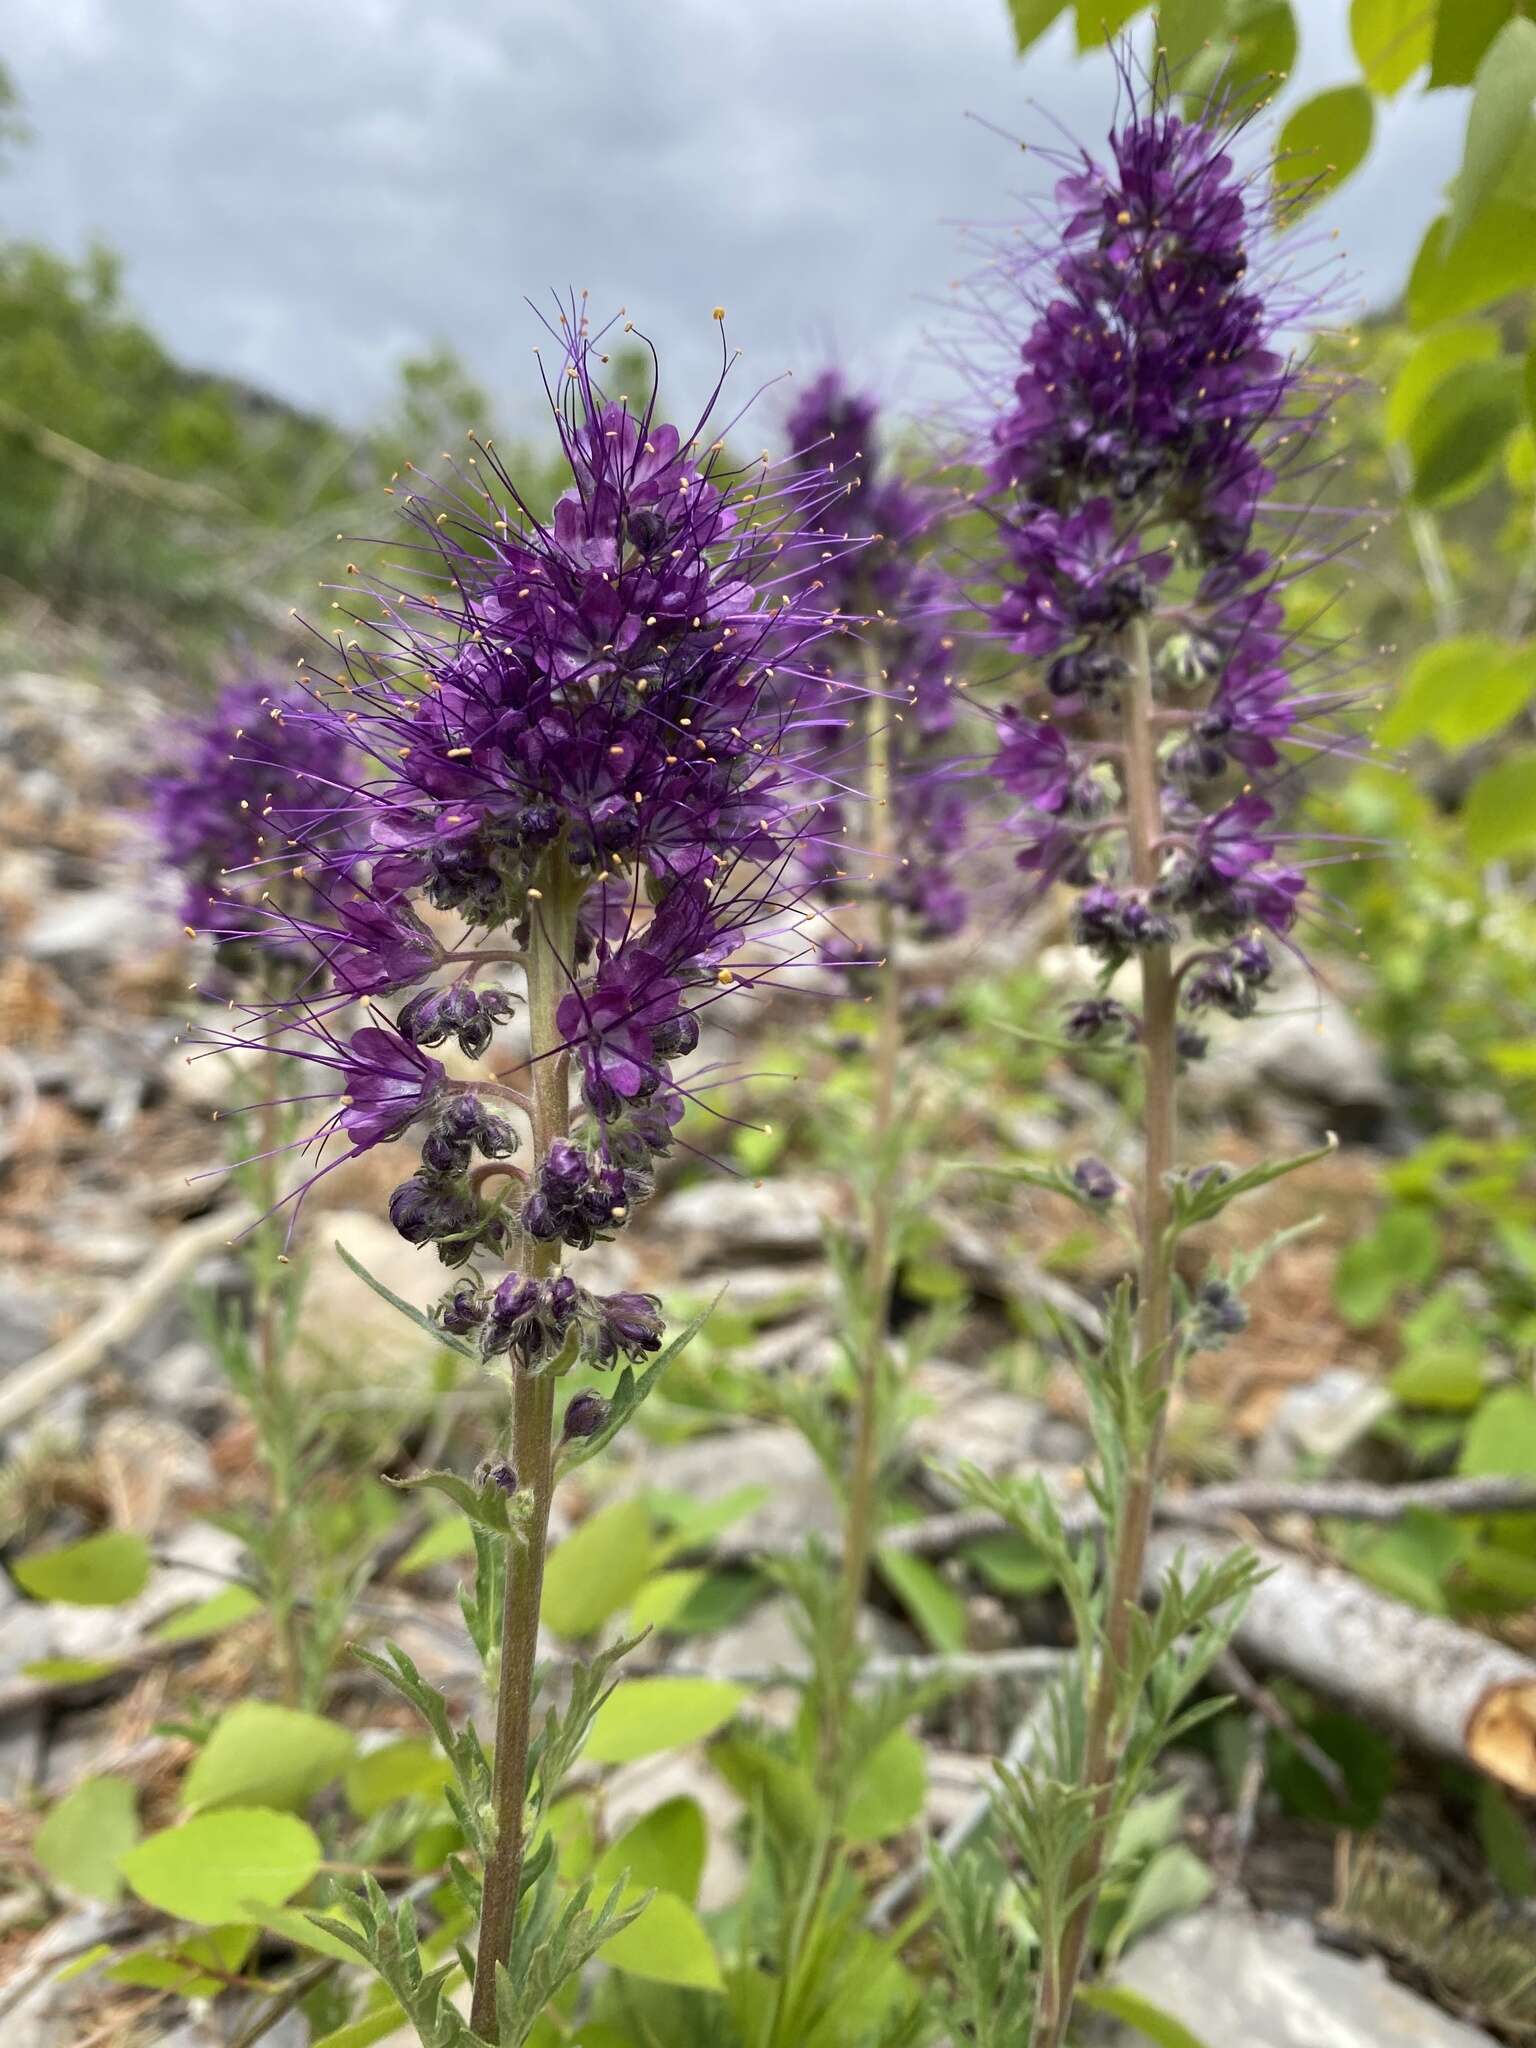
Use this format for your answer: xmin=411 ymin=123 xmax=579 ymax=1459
xmin=0 ymin=1205 xmax=249 ymax=1437
xmin=710 ymin=1473 xmax=1536 ymax=1567
xmin=1146 ymin=1530 xmax=1536 ymax=1796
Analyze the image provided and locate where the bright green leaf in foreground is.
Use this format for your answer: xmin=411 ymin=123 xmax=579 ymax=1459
xmin=1079 ymin=1982 xmax=1213 ymax=2047
xmin=1406 ymin=358 xmax=1522 ymax=504
xmin=1379 ymin=636 xmax=1536 ymax=751
xmin=1277 ymin=87 xmax=1373 ymax=209
xmin=542 ymin=1498 xmax=654 ymax=1639
xmin=843 ymin=1728 xmax=928 ymax=1844
xmin=34 ymin=1776 xmax=140 ymax=1902
xmin=598 ymin=1887 xmax=723 ymax=1990
xmin=182 ymin=1701 xmax=355 ymax=1814
xmin=1409 ymin=203 xmax=1536 ymax=326
xmin=1385 ymin=323 xmax=1501 ymax=445
xmin=12 ymin=1530 xmax=150 ymax=1607
xmin=1432 ymin=0 xmax=1522 ymax=89
xmin=585 ymin=1678 xmax=746 ymax=1764
xmin=1350 ymin=0 xmax=1433 ymax=95
xmin=1006 ymin=0 xmax=1069 ymax=56
xmin=1464 ymin=753 xmax=1536 ymax=860
xmin=1448 ymin=18 xmax=1536 ymax=246
xmin=119 ymin=1806 xmax=321 ymax=1923
xmin=344 ymin=1737 xmax=453 ymax=1819
xmin=1183 ymin=0 xmax=1295 ymax=102
xmin=595 ymin=1796 xmax=706 ymax=1902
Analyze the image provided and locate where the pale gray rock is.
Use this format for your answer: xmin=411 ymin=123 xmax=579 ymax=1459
xmin=1253 ymin=1365 xmax=1391 ymax=1479
xmin=658 ymin=1175 xmax=834 ymax=1263
xmin=611 ymin=1423 xmax=841 ymax=1552
xmin=1112 ymin=1906 xmax=1497 ymax=2047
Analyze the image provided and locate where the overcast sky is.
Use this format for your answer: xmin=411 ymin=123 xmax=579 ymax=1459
xmin=2 ymin=0 xmax=1468 ymax=435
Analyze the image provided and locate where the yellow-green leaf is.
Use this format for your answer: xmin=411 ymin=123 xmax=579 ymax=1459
xmin=1432 ymin=0 xmax=1520 ymax=88
xmin=1409 ymin=204 xmax=1536 ymax=326
xmin=183 ymin=1701 xmax=355 ymax=1814
xmin=595 ymin=1796 xmax=706 ymax=1902
xmin=585 ymin=1678 xmax=746 ymax=1764
xmin=542 ymin=1498 xmax=653 ymax=1640
xmin=1448 ymin=17 xmax=1536 ymax=245
xmin=34 ymin=1777 xmax=139 ymax=1902
xmin=343 ymin=1738 xmax=453 ymax=1819
xmin=1006 ymin=0 xmax=1070 ymax=54
xmin=598 ymin=1887 xmax=723 ymax=1991
xmin=1350 ymin=0 xmax=1434 ymax=95
xmin=1406 ymin=358 xmax=1522 ymax=504
xmin=844 ymin=1728 xmax=927 ymax=1844
xmin=1277 ymin=86 xmax=1373 ymax=210
xmin=12 ymin=1531 xmax=150 ymax=1607
xmin=1464 ymin=753 xmax=1536 ymax=859
xmin=120 ymin=1807 xmax=321 ymax=1923
xmin=151 ymin=1584 xmax=263 ymax=1644
xmin=1379 ymin=636 xmax=1536 ymax=750
xmin=1385 ymin=323 xmax=1501 ymax=445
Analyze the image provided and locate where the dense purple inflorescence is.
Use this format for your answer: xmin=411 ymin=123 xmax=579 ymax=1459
xmin=147 ymin=678 xmax=353 ymax=949
xmin=195 ymin=302 xmax=857 ymax=1370
xmin=955 ymin=73 xmax=1356 ymax=1045
xmin=784 ymin=369 xmax=967 ymax=950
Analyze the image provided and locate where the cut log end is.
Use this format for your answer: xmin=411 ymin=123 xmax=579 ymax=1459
xmin=1467 ymin=1680 xmax=1536 ymax=1796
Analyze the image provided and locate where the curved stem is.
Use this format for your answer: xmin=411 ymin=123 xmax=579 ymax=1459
xmin=471 ymin=865 xmax=576 ymax=2041
xmin=1033 ymin=617 xmax=1179 ymax=2048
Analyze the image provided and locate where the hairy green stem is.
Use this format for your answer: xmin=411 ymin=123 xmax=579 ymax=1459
xmin=1033 ymin=617 xmax=1178 ymax=2048
xmin=837 ymin=687 xmax=901 ymax=1670
xmin=471 ymin=867 xmax=576 ymax=2041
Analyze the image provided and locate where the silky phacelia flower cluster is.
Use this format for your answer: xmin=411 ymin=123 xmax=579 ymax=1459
xmin=147 ymin=678 xmax=352 ymax=955
xmin=209 ymin=302 xmax=853 ymax=1372
xmin=960 ymin=77 xmax=1354 ymax=1049
xmin=784 ymin=370 xmax=967 ymax=951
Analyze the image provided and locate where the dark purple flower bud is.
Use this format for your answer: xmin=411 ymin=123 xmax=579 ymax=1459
xmin=1072 ymin=1157 xmax=1119 ymax=1204
xmin=587 ymin=1289 xmax=665 ymax=1368
xmin=475 ymin=1456 xmax=519 ymax=1493
xmin=650 ymin=1009 xmax=701 ymax=1059
xmin=1065 ymin=998 xmax=1136 ymax=1044
xmin=1176 ymin=1025 xmax=1209 ymax=1064
xmin=543 ymin=1139 xmax=588 ymax=1193
xmin=421 ymin=1129 xmax=473 ymax=1175
xmin=520 ymin=1191 xmax=559 ymax=1241
xmin=560 ymin=1391 xmax=610 ymax=1442
xmin=1191 ymin=1278 xmax=1248 ymax=1349
xmin=438 ymin=1281 xmax=487 ymax=1334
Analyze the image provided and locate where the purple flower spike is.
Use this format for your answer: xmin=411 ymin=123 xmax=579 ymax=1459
xmin=954 ymin=61 xmax=1363 ymax=1037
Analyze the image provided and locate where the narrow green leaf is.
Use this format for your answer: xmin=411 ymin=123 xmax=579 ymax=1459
xmin=333 ymin=1241 xmax=474 ymax=1356
xmin=1277 ymin=86 xmax=1373 ymax=209
xmin=151 ymin=1584 xmax=263 ymax=1644
xmin=1448 ymin=18 xmax=1536 ymax=245
xmin=585 ymin=1678 xmax=746 ymax=1764
xmin=1350 ymin=0 xmax=1434 ymax=95
xmin=12 ymin=1531 xmax=150 ymax=1607
xmin=1079 ymin=1982 xmax=1213 ymax=2047
xmin=34 ymin=1777 xmax=139 ymax=1902
xmin=120 ymin=1807 xmax=321 ymax=1923
xmin=877 ymin=1547 xmax=968 ymax=1652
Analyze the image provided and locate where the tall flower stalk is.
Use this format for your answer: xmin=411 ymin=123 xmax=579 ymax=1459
xmin=214 ymin=302 xmax=852 ymax=2044
xmin=943 ymin=68 xmax=1360 ymax=2042
xmin=783 ymin=370 xmax=965 ymax=1681
xmin=149 ymin=677 xmax=354 ymax=1705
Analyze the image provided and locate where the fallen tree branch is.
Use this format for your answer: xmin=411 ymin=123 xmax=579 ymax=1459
xmin=711 ymin=1472 xmax=1536 ymax=1567
xmin=0 ymin=1205 xmax=249 ymax=1438
xmin=1146 ymin=1530 xmax=1536 ymax=1796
